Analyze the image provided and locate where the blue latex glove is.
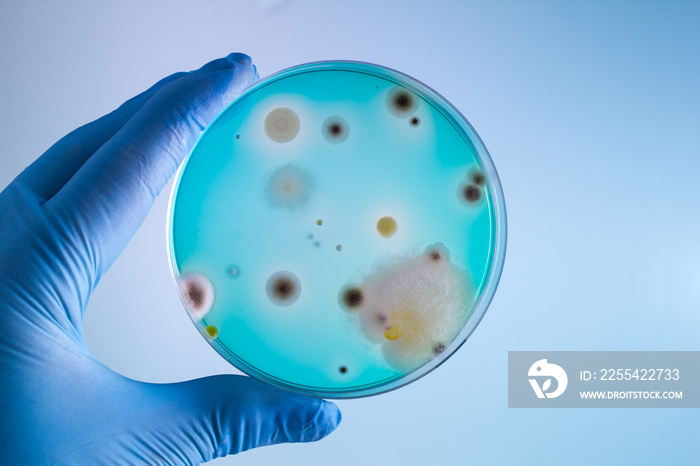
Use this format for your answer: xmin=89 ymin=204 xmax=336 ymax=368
xmin=0 ymin=53 xmax=341 ymax=465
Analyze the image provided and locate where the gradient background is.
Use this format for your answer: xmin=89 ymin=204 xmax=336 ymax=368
xmin=1 ymin=1 xmax=698 ymax=464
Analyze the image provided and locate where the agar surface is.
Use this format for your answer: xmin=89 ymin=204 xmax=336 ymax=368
xmin=171 ymin=65 xmax=499 ymax=394
xmin=264 ymin=106 xmax=300 ymax=143
xmin=266 ymin=271 xmax=301 ymax=306
xmin=344 ymin=244 xmax=472 ymax=371
xmin=176 ymin=272 xmax=214 ymax=320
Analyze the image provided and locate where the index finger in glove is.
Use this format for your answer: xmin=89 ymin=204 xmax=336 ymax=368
xmin=45 ymin=53 xmax=258 ymax=281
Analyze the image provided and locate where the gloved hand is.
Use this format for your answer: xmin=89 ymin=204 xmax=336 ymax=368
xmin=0 ymin=53 xmax=341 ymax=465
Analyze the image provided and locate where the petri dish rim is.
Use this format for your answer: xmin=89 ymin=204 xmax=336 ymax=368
xmin=166 ymin=60 xmax=507 ymax=398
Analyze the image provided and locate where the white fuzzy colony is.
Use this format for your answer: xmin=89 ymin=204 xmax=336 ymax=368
xmin=347 ymin=244 xmax=472 ymax=371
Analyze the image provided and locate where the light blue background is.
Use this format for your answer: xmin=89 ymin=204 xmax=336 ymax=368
xmin=1 ymin=1 xmax=698 ymax=465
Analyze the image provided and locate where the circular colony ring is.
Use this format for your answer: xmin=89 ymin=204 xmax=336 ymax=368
xmin=168 ymin=61 xmax=507 ymax=398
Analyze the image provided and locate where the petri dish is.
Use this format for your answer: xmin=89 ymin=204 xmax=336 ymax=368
xmin=167 ymin=61 xmax=506 ymax=398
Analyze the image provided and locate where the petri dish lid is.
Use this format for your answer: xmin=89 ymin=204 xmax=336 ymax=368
xmin=167 ymin=61 xmax=506 ymax=398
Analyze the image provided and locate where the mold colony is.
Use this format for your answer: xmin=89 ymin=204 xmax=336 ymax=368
xmin=376 ymin=216 xmax=398 ymax=238
xmin=263 ymin=107 xmax=300 ymax=142
xmin=176 ymin=272 xmax=214 ymax=319
xmin=170 ymin=65 xmax=502 ymax=397
xmin=458 ymin=168 xmax=487 ymax=207
xmin=266 ymin=164 xmax=313 ymax=210
xmin=266 ymin=271 xmax=301 ymax=306
xmin=386 ymin=87 xmax=419 ymax=117
xmin=339 ymin=244 xmax=472 ymax=371
xmin=322 ymin=116 xmax=350 ymax=144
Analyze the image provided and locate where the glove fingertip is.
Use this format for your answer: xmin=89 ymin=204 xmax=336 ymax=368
xmin=224 ymin=52 xmax=253 ymax=66
xmin=324 ymin=400 xmax=342 ymax=429
xmin=302 ymin=400 xmax=342 ymax=442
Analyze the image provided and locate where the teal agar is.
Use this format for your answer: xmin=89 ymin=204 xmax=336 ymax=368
xmin=168 ymin=62 xmax=505 ymax=398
